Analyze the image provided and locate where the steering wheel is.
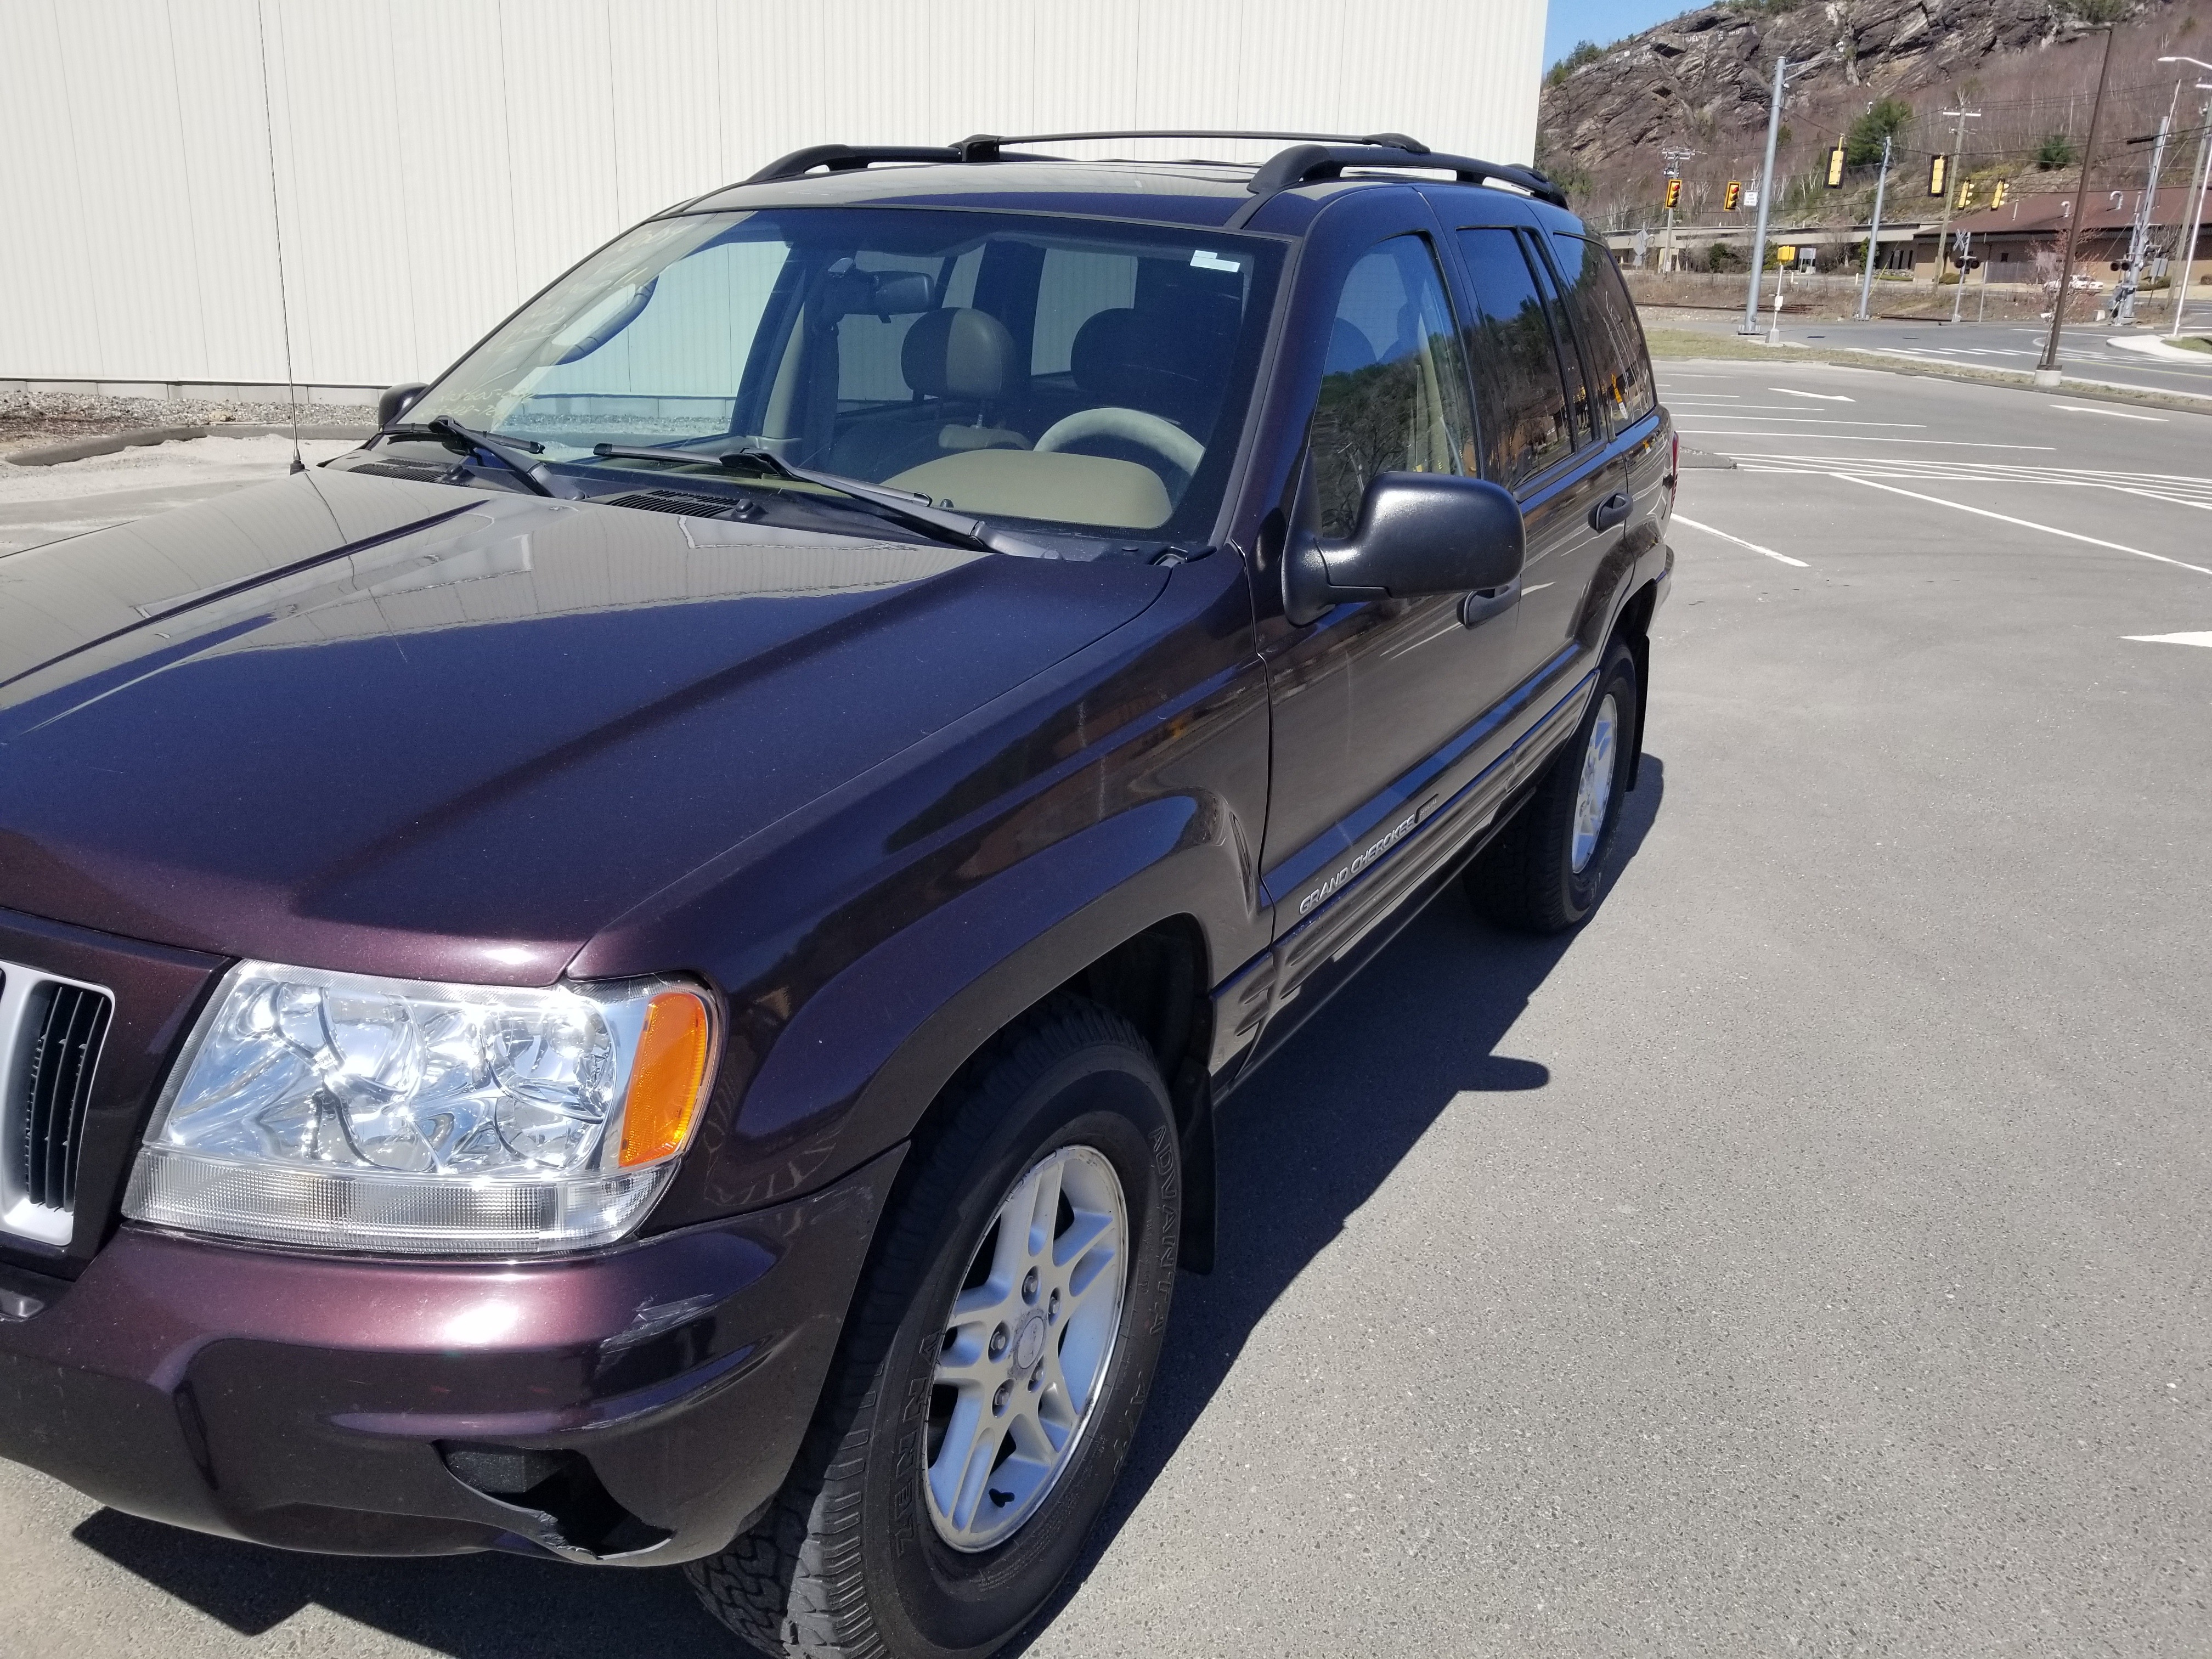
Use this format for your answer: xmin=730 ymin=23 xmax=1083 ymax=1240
xmin=1033 ymin=407 xmax=1204 ymax=477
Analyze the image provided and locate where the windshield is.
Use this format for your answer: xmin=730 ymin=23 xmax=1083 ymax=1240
xmin=403 ymin=207 xmax=1284 ymax=544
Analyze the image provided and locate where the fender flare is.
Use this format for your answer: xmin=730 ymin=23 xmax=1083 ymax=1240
xmin=731 ymin=793 xmax=1250 ymax=1199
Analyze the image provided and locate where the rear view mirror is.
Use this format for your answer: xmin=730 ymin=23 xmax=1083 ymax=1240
xmin=825 ymin=269 xmax=934 ymax=318
xmin=1284 ymin=472 xmax=1525 ymax=626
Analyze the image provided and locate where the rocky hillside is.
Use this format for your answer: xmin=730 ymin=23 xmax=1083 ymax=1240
xmin=1538 ymin=0 xmax=2212 ymax=229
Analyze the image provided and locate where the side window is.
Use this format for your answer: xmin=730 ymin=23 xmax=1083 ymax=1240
xmin=1550 ymin=234 xmax=1656 ymax=429
xmin=1522 ymin=232 xmax=1598 ymax=445
xmin=1310 ymin=235 xmax=1477 ymax=539
xmin=1453 ymin=228 xmax=1576 ymax=486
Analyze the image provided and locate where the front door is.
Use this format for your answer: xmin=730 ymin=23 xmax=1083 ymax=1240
xmin=1259 ymin=230 xmax=1525 ymax=927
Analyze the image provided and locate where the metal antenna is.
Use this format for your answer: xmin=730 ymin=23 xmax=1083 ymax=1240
xmin=255 ymin=0 xmax=305 ymax=475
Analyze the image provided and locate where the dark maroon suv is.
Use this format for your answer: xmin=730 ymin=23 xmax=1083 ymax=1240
xmin=0 ymin=132 xmax=1671 ymax=1656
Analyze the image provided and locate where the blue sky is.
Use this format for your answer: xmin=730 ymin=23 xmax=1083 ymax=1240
xmin=1545 ymin=0 xmax=1691 ymax=67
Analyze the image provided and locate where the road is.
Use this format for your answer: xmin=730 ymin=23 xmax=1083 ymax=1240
xmin=4 ymin=366 xmax=2212 ymax=1657
xmin=1659 ymin=307 xmax=2212 ymax=400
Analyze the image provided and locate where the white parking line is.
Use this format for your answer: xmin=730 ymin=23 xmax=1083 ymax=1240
xmin=1771 ymin=388 xmax=1854 ymax=402
xmin=1679 ymin=416 xmax=1927 ymax=427
xmin=2049 ymin=404 xmax=2166 ymax=421
xmin=2124 ymin=631 xmax=2212 ymax=647
xmin=1672 ymin=513 xmax=1810 ymax=567
xmin=1832 ymin=475 xmax=2212 ymax=577
xmin=1687 ymin=433 xmax=2057 ymax=448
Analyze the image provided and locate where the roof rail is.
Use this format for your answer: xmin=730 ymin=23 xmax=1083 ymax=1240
xmin=744 ymin=144 xmax=962 ymax=184
xmin=1229 ymin=143 xmax=1570 ymax=224
xmin=952 ymin=129 xmax=1426 ymax=162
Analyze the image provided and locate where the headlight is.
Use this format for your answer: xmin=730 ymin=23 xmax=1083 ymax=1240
xmin=123 ymin=962 xmax=714 ymax=1256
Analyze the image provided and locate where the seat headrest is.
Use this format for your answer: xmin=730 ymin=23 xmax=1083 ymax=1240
xmin=901 ymin=308 xmax=1019 ymax=402
xmin=1071 ymin=300 xmax=1238 ymax=418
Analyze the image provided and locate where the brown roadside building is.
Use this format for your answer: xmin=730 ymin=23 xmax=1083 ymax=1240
xmin=1914 ymin=184 xmax=2212 ymax=287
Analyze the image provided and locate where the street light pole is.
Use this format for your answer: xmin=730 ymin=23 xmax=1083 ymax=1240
xmin=2176 ymin=97 xmax=2212 ymax=335
xmin=1741 ymin=55 xmax=1791 ymax=335
xmin=2038 ymin=23 xmax=2117 ymax=386
xmin=2156 ymin=56 xmax=2212 ymax=336
xmin=1856 ymin=134 xmax=1893 ymax=320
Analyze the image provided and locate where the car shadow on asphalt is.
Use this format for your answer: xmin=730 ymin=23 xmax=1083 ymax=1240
xmin=69 ymin=759 xmax=1663 ymax=1659
xmin=1003 ymin=755 xmax=1667 ymax=1651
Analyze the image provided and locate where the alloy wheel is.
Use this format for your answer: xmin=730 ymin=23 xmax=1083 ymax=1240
xmin=923 ymin=1143 xmax=1128 ymax=1551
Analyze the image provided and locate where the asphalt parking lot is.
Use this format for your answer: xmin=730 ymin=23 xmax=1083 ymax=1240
xmin=3 ymin=364 xmax=2210 ymax=1657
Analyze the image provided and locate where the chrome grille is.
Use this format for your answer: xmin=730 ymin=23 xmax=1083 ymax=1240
xmin=0 ymin=960 xmax=114 ymax=1245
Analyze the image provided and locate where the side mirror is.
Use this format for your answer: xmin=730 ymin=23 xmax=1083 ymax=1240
xmin=377 ymin=382 xmax=430 ymax=428
xmin=1283 ymin=472 xmax=1525 ymax=627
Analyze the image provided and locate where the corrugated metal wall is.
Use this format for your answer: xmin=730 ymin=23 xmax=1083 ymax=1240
xmin=0 ymin=0 xmax=1544 ymax=393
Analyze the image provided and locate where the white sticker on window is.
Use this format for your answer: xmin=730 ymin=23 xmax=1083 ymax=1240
xmin=1189 ymin=250 xmax=1242 ymax=273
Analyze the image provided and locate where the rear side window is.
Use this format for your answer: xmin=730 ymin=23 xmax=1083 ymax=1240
xmin=1453 ymin=228 xmax=1576 ymax=486
xmin=1309 ymin=235 xmax=1479 ymax=538
xmin=1522 ymin=233 xmax=1597 ymax=446
xmin=1550 ymin=234 xmax=1656 ymax=430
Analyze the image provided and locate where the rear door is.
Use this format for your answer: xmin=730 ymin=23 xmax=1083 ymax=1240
xmin=1545 ymin=230 xmax=1669 ymax=589
xmin=1447 ymin=223 xmax=1615 ymax=695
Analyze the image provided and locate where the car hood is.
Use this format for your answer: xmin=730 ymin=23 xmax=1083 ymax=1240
xmin=0 ymin=470 xmax=1167 ymax=984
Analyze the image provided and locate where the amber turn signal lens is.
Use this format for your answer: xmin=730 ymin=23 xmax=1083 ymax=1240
xmin=618 ymin=991 xmax=712 ymax=1167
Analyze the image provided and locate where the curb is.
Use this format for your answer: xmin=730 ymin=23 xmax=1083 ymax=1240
xmin=2 ymin=424 xmax=373 ymax=466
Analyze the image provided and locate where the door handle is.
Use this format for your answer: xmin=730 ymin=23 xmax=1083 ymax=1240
xmin=1589 ymin=490 xmax=1634 ymax=533
xmin=1460 ymin=579 xmax=1519 ymax=628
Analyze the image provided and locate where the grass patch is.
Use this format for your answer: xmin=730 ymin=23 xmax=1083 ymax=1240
xmin=2171 ymin=335 xmax=2212 ymax=356
xmin=1644 ymin=328 xmax=1805 ymax=360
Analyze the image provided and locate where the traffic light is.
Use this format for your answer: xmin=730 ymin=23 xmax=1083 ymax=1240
xmin=1928 ymin=154 xmax=1948 ymax=198
xmin=1826 ymin=145 xmax=1846 ymax=187
xmin=1990 ymin=179 xmax=2010 ymax=208
xmin=1955 ymin=179 xmax=1976 ymax=210
xmin=1723 ymin=180 xmax=1742 ymax=211
xmin=1665 ymin=177 xmax=1682 ymax=210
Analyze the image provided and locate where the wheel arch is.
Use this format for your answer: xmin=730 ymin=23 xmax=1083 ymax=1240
xmin=729 ymin=795 xmax=1242 ymax=1270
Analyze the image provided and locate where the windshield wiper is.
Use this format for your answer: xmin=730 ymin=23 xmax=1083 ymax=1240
xmin=589 ymin=443 xmax=997 ymax=553
xmin=386 ymin=417 xmax=554 ymax=498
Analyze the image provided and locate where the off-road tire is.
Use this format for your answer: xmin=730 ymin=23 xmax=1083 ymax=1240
xmin=686 ymin=998 xmax=1180 ymax=1659
xmin=1468 ymin=636 xmax=1639 ymax=934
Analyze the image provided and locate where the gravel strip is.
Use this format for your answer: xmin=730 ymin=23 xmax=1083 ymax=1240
xmin=1 ymin=390 xmax=379 ymax=457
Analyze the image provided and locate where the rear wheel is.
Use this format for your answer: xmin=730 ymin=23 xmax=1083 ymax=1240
xmin=1468 ymin=636 xmax=1639 ymax=934
xmin=687 ymin=1000 xmax=1178 ymax=1659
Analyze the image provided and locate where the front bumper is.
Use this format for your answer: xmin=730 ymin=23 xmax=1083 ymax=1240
xmin=0 ymin=1146 xmax=900 ymax=1565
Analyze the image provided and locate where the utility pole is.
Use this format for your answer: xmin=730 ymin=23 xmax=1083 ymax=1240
xmin=1856 ymin=133 xmax=1893 ymax=320
xmin=2038 ymin=23 xmax=2117 ymax=386
xmin=2157 ymin=56 xmax=2212 ymax=336
xmin=1741 ymin=55 xmax=1801 ymax=334
xmin=2115 ymin=91 xmax=2175 ymax=326
xmin=1931 ymin=104 xmax=1980 ymax=313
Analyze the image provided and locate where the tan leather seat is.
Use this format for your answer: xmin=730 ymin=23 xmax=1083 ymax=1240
xmin=901 ymin=308 xmax=1020 ymax=402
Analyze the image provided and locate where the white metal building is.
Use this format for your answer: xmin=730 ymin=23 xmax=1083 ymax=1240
xmin=0 ymin=0 xmax=1546 ymax=401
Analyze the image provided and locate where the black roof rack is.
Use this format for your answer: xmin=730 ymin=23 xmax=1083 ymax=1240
xmin=951 ymin=129 xmax=1427 ymax=162
xmin=732 ymin=133 xmax=1568 ymax=218
xmin=744 ymin=144 xmax=963 ymax=184
xmin=1233 ymin=143 xmax=1568 ymax=221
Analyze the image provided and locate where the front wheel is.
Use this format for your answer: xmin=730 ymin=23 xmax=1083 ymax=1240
xmin=1468 ymin=636 xmax=1639 ymax=934
xmin=687 ymin=1000 xmax=1179 ymax=1659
